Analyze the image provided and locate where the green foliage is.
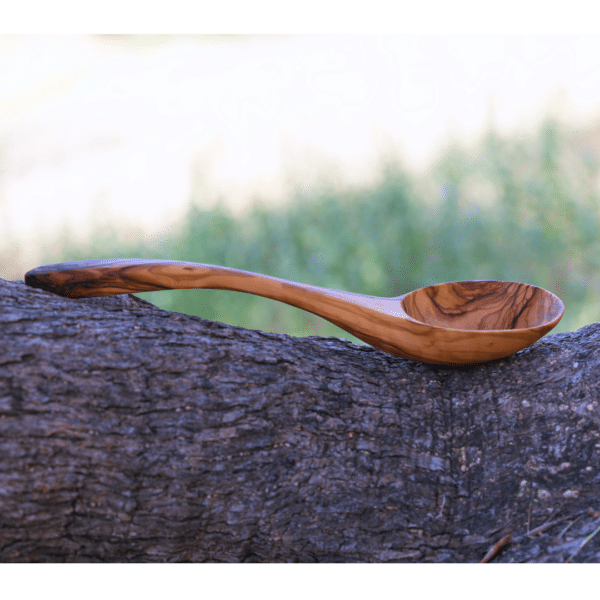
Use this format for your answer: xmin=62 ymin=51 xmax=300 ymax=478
xmin=30 ymin=118 xmax=600 ymax=340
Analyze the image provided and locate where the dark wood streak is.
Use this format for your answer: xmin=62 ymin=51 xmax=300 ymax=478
xmin=509 ymin=286 xmax=533 ymax=329
xmin=24 ymin=259 xmax=565 ymax=365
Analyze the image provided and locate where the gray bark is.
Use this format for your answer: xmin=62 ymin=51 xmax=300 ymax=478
xmin=1 ymin=277 xmax=599 ymax=562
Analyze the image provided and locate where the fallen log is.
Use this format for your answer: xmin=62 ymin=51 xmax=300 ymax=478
xmin=1 ymin=277 xmax=598 ymax=562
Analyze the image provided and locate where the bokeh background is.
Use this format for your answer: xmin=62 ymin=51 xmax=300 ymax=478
xmin=2 ymin=34 xmax=600 ymax=343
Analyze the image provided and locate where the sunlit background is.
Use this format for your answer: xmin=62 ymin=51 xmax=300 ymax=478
xmin=2 ymin=34 xmax=600 ymax=340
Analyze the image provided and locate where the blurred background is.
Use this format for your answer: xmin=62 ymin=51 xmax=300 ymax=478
xmin=2 ymin=34 xmax=600 ymax=342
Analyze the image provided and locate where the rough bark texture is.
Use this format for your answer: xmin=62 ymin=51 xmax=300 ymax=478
xmin=1 ymin=277 xmax=599 ymax=563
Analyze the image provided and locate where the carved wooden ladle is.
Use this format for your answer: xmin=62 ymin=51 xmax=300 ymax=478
xmin=24 ymin=258 xmax=564 ymax=365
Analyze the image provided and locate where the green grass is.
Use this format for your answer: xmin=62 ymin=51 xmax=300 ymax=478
xmin=24 ymin=118 xmax=600 ymax=341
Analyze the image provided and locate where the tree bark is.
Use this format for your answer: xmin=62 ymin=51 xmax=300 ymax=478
xmin=1 ymin=277 xmax=599 ymax=562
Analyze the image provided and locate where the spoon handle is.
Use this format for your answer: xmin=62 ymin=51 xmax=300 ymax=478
xmin=24 ymin=258 xmax=402 ymax=339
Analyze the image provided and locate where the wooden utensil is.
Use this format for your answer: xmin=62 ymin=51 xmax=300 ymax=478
xmin=24 ymin=258 xmax=564 ymax=365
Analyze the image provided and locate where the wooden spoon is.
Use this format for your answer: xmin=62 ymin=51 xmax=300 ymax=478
xmin=24 ymin=258 xmax=564 ymax=365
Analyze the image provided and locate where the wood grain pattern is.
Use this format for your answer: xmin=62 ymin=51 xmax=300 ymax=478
xmin=24 ymin=258 xmax=565 ymax=365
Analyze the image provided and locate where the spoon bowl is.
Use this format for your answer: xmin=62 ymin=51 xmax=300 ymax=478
xmin=24 ymin=259 xmax=564 ymax=365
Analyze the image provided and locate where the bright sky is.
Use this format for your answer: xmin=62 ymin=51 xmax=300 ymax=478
xmin=2 ymin=33 xmax=600 ymax=275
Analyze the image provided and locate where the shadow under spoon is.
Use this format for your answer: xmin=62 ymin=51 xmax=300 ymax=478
xmin=24 ymin=258 xmax=565 ymax=366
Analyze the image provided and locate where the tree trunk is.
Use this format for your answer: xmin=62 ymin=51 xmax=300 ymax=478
xmin=1 ymin=277 xmax=599 ymax=562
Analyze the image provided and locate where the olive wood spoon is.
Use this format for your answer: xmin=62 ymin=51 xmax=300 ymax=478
xmin=24 ymin=258 xmax=564 ymax=365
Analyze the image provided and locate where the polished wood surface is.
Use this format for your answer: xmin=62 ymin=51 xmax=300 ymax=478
xmin=24 ymin=259 xmax=565 ymax=365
